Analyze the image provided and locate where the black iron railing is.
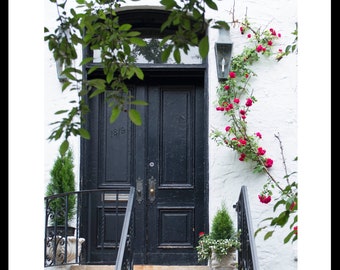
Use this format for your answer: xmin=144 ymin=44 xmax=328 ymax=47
xmin=234 ymin=185 xmax=260 ymax=270
xmin=115 ymin=187 xmax=135 ymax=270
xmin=44 ymin=185 xmax=257 ymax=269
xmin=44 ymin=187 xmax=135 ymax=270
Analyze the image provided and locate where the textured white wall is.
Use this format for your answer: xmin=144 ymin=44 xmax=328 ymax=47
xmin=205 ymin=1 xmax=298 ymax=269
xmin=44 ymin=0 xmax=298 ymax=269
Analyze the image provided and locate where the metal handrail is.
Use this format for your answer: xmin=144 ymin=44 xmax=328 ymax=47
xmin=115 ymin=186 xmax=135 ymax=270
xmin=44 ymin=186 xmax=257 ymax=268
xmin=44 ymin=187 xmax=135 ymax=268
xmin=234 ymin=185 xmax=260 ymax=270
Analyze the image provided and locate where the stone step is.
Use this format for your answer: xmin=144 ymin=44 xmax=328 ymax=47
xmin=70 ymin=265 xmax=209 ymax=270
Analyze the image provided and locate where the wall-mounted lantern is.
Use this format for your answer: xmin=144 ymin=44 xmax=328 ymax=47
xmin=215 ymin=28 xmax=233 ymax=81
xmin=56 ymin=59 xmax=68 ymax=82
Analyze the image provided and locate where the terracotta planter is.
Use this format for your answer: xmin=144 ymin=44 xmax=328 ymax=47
xmin=208 ymin=249 xmax=237 ymax=270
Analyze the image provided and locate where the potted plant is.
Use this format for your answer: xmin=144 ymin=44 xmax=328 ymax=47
xmin=196 ymin=202 xmax=241 ymax=269
xmin=45 ymin=149 xmax=76 ymax=236
xmin=45 ymin=149 xmax=86 ymax=265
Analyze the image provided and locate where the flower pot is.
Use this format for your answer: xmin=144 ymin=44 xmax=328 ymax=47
xmin=46 ymin=235 xmax=85 ymax=265
xmin=208 ymin=249 xmax=237 ymax=270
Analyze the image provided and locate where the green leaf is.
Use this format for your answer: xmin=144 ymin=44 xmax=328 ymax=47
xmin=127 ymin=31 xmax=142 ymax=37
xmin=213 ymin=21 xmax=231 ymax=30
xmin=78 ymin=128 xmax=90 ymax=139
xmin=119 ymin=24 xmax=132 ymax=31
xmin=128 ymin=109 xmax=142 ymax=126
xmin=204 ymin=0 xmax=218 ymax=10
xmin=130 ymin=37 xmax=147 ymax=46
xmin=283 ymin=231 xmax=295 ymax=244
xmin=106 ymin=69 xmax=114 ymax=84
xmin=161 ymin=46 xmax=172 ymax=62
xmin=87 ymin=65 xmax=99 ymax=75
xmin=131 ymin=100 xmax=148 ymax=106
xmin=273 ymin=199 xmax=286 ymax=211
xmin=259 ymin=217 xmax=273 ymax=223
xmin=55 ymin=109 xmax=68 ymax=115
xmin=110 ymin=107 xmax=121 ymax=123
xmin=62 ymin=81 xmax=72 ymax=91
xmin=80 ymin=57 xmax=93 ymax=66
xmin=254 ymin=226 xmax=266 ymax=237
xmin=199 ymin=36 xmax=209 ymax=59
xmin=264 ymin=230 xmax=274 ymax=240
xmin=160 ymin=35 xmax=171 ymax=47
xmin=285 ymin=45 xmax=292 ymax=53
xmin=62 ymin=70 xmax=77 ymax=81
xmin=59 ymin=140 xmax=69 ymax=156
xmin=271 ymin=211 xmax=290 ymax=227
xmin=126 ymin=67 xmax=135 ymax=79
xmin=88 ymin=78 xmax=106 ymax=89
xmin=173 ymin=48 xmax=181 ymax=63
xmin=134 ymin=67 xmax=144 ymax=80
xmin=89 ymin=87 xmax=106 ymax=98
xmin=160 ymin=0 xmax=178 ymax=9
xmin=192 ymin=9 xmax=200 ymax=20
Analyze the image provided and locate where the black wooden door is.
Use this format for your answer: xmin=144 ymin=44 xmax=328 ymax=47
xmin=81 ymin=73 xmax=207 ymax=265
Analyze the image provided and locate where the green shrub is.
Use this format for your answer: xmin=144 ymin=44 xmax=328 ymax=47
xmin=210 ymin=202 xmax=235 ymax=240
xmin=196 ymin=202 xmax=240 ymax=262
xmin=46 ymin=149 xmax=76 ymax=226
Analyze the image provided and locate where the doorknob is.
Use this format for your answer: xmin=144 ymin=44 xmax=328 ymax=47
xmin=148 ymin=176 xmax=156 ymax=203
xmin=136 ymin=177 xmax=143 ymax=204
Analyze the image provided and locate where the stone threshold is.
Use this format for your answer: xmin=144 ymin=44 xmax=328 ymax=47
xmin=71 ymin=265 xmax=209 ymax=270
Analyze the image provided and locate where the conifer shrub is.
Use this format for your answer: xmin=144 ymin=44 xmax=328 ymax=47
xmin=210 ymin=203 xmax=235 ymax=240
xmin=46 ymin=149 xmax=76 ymax=226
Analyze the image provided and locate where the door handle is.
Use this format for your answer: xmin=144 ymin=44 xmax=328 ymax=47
xmin=148 ymin=176 xmax=156 ymax=203
xmin=136 ymin=177 xmax=143 ymax=204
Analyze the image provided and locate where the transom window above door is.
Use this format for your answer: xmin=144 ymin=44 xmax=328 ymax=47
xmin=88 ymin=6 xmax=206 ymax=65
xmin=93 ymin=38 xmax=202 ymax=64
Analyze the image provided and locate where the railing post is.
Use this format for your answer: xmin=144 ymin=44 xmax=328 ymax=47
xmin=234 ymin=185 xmax=260 ymax=270
xmin=115 ymin=187 xmax=135 ymax=270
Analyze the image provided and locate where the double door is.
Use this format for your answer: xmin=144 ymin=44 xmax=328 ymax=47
xmin=81 ymin=74 xmax=207 ymax=265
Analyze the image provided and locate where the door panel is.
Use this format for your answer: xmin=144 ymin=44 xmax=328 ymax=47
xmin=143 ymin=84 xmax=205 ymax=264
xmin=99 ymin=102 xmax=132 ymax=187
xmin=82 ymin=76 xmax=207 ymax=265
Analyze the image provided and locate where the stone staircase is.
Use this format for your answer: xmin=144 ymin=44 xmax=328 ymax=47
xmin=70 ymin=265 xmax=209 ymax=270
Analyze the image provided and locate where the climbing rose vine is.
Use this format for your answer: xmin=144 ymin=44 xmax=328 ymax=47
xmin=211 ymin=18 xmax=298 ymax=244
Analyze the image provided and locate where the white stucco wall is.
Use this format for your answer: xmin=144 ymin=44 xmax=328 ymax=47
xmin=43 ymin=0 xmax=298 ymax=269
xmin=205 ymin=1 xmax=298 ymax=269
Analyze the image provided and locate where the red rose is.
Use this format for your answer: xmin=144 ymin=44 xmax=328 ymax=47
xmin=257 ymin=147 xmax=266 ymax=155
xmin=293 ymin=226 xmax=298 ymax=234
xmin=265 ymin=158 xmax=274 ymax=168
xmin=290 ymin=201 xmax=296 ymax=211
xmin=258 ymin=194 xmax=271 ymax=204
xmin=239 ymin=153 xmax=246 ymax=161
xmin=245 ymin=98 xmax=253 ymax=107
xmin=229 ymin=71 xmax=236 ymax=78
